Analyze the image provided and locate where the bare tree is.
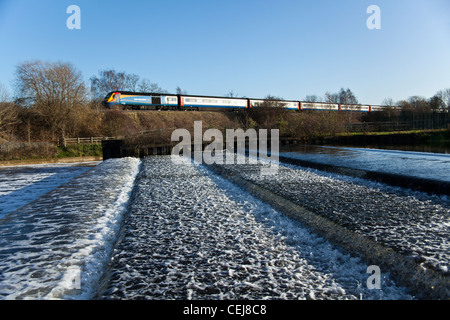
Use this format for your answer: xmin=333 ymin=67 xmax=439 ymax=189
xmin=304 ymin=95 xmax=320 ymax=102
xmin=0 ymin=82 xmax=20 ymax=140
xmin=429 ymin=95 xmax=445 ymax=112
xmin=14 ymin=60 xmax=88 ymax=139
xmin=226 ymin=90 xmax=239 ymax=98
xmin=138 ymin=79 xmax=167 ymax=93
xmin=325 ymin=88 xmax=358 ymax=105
xmin=408 ymin=96 xmax=430 ymax=112
xmin=380 ymin=97 xmax=397 ymax=118
xmin=127 ymin=74 xmax=141 ymax=92
xmin=0 ymin=82 xmax=9 ymax=102
xmin=324 ymin=91 xmax=339 ymax=103
xmin=90 ymin=69 xmax=130 ymax=99
xmin=248 ymin=95 xmax=288 ymax=129
xmin=435 ymin=88 xmax=450 ymax=111
xmin=91 ymin=69 xmax=167 ymax=98
xmin=338 ymin=88 xmax=358 ymax=105
xmin=176 ymin=86 xmax=188 ymax=95
xmin=382 ymin=97 xmax=396 ymax=107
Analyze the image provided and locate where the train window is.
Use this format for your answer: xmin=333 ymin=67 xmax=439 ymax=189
xmin=152 ymin=97 xmax=161 ymax=105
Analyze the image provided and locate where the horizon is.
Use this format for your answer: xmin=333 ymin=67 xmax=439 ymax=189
xmin=0 ymin=0 xmax=449 ymax=105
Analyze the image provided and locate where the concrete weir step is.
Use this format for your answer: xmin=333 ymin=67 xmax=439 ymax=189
xmin=278 ymin=155 xmax=450 ymax=197
xmin=204 ymin=162 xmax=450 ymax=300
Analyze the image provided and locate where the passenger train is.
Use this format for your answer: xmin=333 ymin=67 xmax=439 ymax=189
xmin=103 ymin=91 xmax=383 ymax=112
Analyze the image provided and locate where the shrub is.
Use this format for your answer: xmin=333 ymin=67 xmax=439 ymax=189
xmin=0 ymin=142 xmax=58 ymax=160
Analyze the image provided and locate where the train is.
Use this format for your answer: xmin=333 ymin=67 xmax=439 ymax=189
xmin=103 ymin=91 xmax=383 ymax=112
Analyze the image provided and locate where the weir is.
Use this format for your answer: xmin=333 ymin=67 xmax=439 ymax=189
xmin=278 ymin=155 xmax=450 ymax=196
xmin=101 ymin=136 xmax=293 ymax=160
xmin=102 ymin=138 xmax=450 ymax=197
xmin=202 ymin=159 xmax=450 ymax=300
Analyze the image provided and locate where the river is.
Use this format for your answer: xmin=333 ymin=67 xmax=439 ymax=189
xmin=0 ymin=146 xmax=448 ymax=300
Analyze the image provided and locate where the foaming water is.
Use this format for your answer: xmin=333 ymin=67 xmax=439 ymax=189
xmin=0 ymin=158 xmax=140 ymax=300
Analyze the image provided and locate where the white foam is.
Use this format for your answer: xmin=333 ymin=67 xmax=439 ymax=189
xmin=46 ymin=158 xmax=141 ymax=300
xmin=0 ymin=158 xmax=140 ymax=300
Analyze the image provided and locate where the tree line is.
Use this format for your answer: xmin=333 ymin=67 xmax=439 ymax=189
xmin=1 ymin=59 xmax=449 ymax=145
xmin=304 ymin=88 xmax=450 ymax=113
xmin=0 ymin=60 xmax=185 ymax=143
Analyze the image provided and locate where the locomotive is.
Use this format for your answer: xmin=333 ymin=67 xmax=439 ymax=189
xmin=103 ymin=91 xmax=382 ymax=112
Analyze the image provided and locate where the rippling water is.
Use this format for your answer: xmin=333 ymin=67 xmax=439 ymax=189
xmin=2 ymin=153 xmax=448 ymax=300
xmin=280 ymin=145 xmax=450 ymax=183
xmin=0 ymin=159 xmax=140 ymax=299
xmin=98 ymin=157 xmax=411 ymax=300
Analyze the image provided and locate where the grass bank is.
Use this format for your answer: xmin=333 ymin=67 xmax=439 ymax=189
xmin=339 ymin=128 xmax=449 ymax=138
xmin=0 ymin=143 xmax=103 ymax=162
xmin=56 ymin=144 xmax=103 ymax=158
xmin=326 ymin=129 xmax=450 ymax=147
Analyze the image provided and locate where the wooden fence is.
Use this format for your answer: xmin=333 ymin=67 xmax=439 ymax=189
xmin=58 ymin=137 xmax=115 ymax=147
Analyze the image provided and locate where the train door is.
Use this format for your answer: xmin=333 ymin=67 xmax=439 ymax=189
xmin=152 ymin=96 xmax=161 ymax=110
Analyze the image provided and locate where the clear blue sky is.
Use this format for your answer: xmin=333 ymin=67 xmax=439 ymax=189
xmin=0 ymin=0 xmax=449 ymax=104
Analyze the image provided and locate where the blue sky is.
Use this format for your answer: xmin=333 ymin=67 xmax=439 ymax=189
xmin=0 ymin=0 xmax=449 ymax=104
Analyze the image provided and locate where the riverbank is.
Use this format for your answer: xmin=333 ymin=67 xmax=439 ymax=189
xmin=328 ymin=129 xmax=450 ymax=145
xmin=0 ymin=144 xmax=103 ymax=166
xmin=0 ymin=156 xmax=102 ymax=167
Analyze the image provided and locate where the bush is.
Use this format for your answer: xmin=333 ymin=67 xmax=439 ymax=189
xmin=56 ymin=145 xmax=103 ymax=158
xmin=0 ymin=142 xmax=58 ymax=160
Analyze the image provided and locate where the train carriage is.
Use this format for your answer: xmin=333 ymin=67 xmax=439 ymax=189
xmin=301 ymin=102 xmax=340 ymax=111
xmin=181 ymin=96 xmax=247 ymax=110
xmin=103 ymin=92 xmax=179 ymax=110
xmin=250 ymin=99 xmax=300 ymax=110
xmin=103 ymin=91 xmax=381 ymax=113
xmin=340 ymin=104 xmax=370 ymax=112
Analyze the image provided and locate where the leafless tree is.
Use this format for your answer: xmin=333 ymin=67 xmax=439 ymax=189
xmin=127 ymin=74 xmax=141 ymax=92
xmin=407 ymin=96 xmax=430 ymax=112
xmin=435 ymin=88 xmax=450 ymax=111
xmin=382 ymin=97 xmax=396 ymax=107
xmin=325 ymin=88 xmax=358 ymax=105
xmin=176 ymin=86 xmax=188 ymax=95
xmin=138 ymin=79 xmax=167 ymax=93
xmin=338 ymin=88 xmax=358 ymax=105
xmin=14 ymin=60 xmax=88 ymax=139
xmin=226 ymin=90 xmax=239 ymax=98
xmin=90 ymin=69 xmax=130 ymax=99
xmin=324 ymin=91 xmax=339 ymax=103
xmin=91 ymin=69 xmax=167 ymax=98
xmin=0 ymin=82 xmax=9 ymax=102
xmin=0 ymin=82 xmax=20 ymax=140
xmin=429 ymin=95 xmax=445 ymax=112
xmin=304 ymin=94 xmax=320 ymax=102
xmin=248 ymin=95 xmax=288 ymax=129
